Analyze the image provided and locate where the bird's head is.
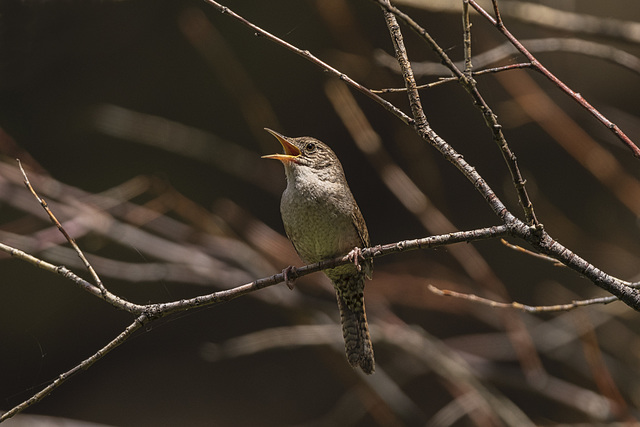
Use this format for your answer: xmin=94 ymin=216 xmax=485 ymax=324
xmin=262 ymin=128 xmax=342 ymax=173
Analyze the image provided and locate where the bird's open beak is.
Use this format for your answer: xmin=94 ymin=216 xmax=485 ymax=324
xmin=262 ymin=128 xmax=301 ymax=162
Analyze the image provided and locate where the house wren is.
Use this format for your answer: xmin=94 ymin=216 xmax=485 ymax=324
xmin=262 ymin=128 xmax=375 ymax=374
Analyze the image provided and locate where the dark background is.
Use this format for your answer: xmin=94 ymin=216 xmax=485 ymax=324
xmin=1 ymin=0 xmax=640 ymax=425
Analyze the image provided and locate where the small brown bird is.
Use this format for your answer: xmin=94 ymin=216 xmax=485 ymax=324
xmin=262 ymin=128 xmax=375 ymax=374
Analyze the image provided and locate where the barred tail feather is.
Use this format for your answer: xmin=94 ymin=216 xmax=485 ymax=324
xmin=337 ymin=294 xmax=375 ymax=374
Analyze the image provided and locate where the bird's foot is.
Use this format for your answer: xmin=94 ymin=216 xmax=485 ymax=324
xmin=282 ymin=265 xmax=297 ymax=290
xmin=347 ymin=247 xmax=363 ymax=272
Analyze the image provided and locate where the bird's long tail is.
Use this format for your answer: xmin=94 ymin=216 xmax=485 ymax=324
xmin=337 ymin=293 xmax=375 ymax=374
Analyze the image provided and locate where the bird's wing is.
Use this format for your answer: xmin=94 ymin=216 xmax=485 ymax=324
xmin=283 ymin=223 xmax=305 ymax=261
xmin=351 ymin=206 xmax=373 ymax=279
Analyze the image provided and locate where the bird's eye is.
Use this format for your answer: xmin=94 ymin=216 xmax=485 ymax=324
xmin=305 ymin=142 xmax=317 ymax=153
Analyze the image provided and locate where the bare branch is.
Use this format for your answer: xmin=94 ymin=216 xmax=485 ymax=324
xmin=428 ymin=284 xmax=619 ymax=312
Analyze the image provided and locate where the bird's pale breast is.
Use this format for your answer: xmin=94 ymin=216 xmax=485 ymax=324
xmin=280 ymin=164 xmax=361 ymax=264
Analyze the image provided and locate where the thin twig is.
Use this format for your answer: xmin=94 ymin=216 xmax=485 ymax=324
xmin=428 ymin=284 xmax=619 ymax=312
xmin=375 ymin=0 xmax=521 ymax=224
xmin=18 ymin=159 xmax=107 ymax=295
xmin=150 ymin=224 xmax=514 ymax=315
xmin=372 ymin=63 xmax=534 ymax=93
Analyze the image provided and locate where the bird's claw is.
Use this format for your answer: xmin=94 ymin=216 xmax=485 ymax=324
xmin=282 ymin=265 xmax=297 ymax=290
xmin=347 ymin=247 xmax=363 ymax=272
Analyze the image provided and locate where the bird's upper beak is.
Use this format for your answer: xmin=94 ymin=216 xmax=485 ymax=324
xmin=262 ymin=128 xmax=301 ymax=162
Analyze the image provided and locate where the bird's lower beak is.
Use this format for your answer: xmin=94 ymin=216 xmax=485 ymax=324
xmin=262 ymin=128 xmax=301 ymax=162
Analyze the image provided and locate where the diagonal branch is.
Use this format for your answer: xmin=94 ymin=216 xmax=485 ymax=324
xmin=0 ymin=314 xmax=148 ymax=422
xmin=201 ymin=0 xmax=413 ymax=126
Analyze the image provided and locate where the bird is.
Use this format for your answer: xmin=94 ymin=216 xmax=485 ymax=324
xmin=262 ymin=128 xmax=375 ymax=374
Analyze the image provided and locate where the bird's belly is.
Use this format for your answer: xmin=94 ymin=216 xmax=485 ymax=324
xmin=280 ymin=192 xmax=357 ymax=264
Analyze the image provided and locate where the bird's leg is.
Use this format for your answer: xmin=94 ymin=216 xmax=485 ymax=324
xmin=347 ymin=247 xmax=363 ymax=272
xmin=282 ymin=265 xmax=298 ymax=290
